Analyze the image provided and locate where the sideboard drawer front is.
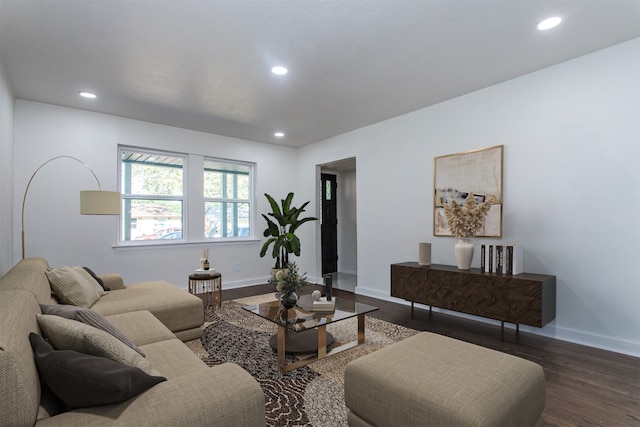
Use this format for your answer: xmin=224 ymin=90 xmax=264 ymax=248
xmin=391 ymin=264 xmax=431 ymax=305
xmin=457 ymin=276 xmax=545 ymax=326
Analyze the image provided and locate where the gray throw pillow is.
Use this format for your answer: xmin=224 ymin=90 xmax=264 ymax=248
xmin=29 ymin=333 xmax=165 ymax=408
xmin=82 ymin=266 xmax=110 ymax=291
xmin=40 ymin=304 xmax=144 ymax=356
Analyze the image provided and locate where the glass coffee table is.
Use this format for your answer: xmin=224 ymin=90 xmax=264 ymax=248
xmin=243 ymin=295 xmax=378 ymax=372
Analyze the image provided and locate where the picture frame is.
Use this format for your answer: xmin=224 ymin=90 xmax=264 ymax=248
xmin=433 ymin=145 xmax=503 ymax=237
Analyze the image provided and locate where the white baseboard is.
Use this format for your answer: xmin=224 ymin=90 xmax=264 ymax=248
xmin=354 ymin=285 xmax=640 ymax=358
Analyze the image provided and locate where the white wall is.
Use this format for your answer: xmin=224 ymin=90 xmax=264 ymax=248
xmin=12 ymin=101 xmax=304 ymax=289
xmin=298 ymin=39 xmax=640 ymax=356
xmin=9 ymin=39 xmax=639 ymax=356
xmin=337 ymin=169 xmax=357 ymax=275
xmin=0 ymin=60 xmax=14 ymax=275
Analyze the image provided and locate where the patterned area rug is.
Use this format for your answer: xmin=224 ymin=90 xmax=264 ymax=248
xmin=185 ymin=294 xmax=418 ymax=427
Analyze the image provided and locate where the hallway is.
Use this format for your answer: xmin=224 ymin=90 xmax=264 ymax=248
xmin=324 ymin=272 xmax=356 ymax=293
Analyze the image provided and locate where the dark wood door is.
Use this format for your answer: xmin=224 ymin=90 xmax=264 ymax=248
xmin=321 ymin=173 xmax=338 ymax=274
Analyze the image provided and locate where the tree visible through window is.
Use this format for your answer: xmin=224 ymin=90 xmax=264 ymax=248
xmin=120 ymin=149 xmax=184 ymax=241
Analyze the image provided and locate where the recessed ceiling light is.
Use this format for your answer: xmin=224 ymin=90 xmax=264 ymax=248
xmin=271 ymin=66 xmax=288 ymax=75
xmin=274 ymin=132 xmax=285 ymax=137
xmin=78 ymin=91 xmax=97 ymax=99
xmin=537 ymin=16 xmax=562 ymax=31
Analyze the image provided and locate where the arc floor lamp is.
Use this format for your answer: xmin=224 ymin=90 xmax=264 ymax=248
xmin=21 ymin=155 xmax=121 ymax=259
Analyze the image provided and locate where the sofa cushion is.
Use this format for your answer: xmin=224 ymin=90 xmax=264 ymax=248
xmin=91 ymin=280 xmax=204 ymax=335
xmin=36 ymin=314 xmax=160 ymax=376
xmin=105 ymin=311 xmax=176 ymax=347
xmin=0 ymin=290 xmax=42 ymax=427
xmin=139 ymin=339 xmax=209 ymax=380
xmin=29 ymin=333 xmax=166 ymax=408
xmin=46 ymin=266 xmax=101 ymax=308
xmin=40 ymin=304 xmax=144 ymax=356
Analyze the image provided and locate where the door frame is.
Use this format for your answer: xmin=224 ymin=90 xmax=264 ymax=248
xmin=316 ymin=157 xmax=357 ymax=283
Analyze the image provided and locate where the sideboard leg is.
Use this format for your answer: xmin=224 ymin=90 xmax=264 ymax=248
xmin=516 ymin=323 xmax=520 ymax=336
xmin=501 ymin=321 xmax=505 ymax=341
xmin=411 ymin=301 xmax=414 ymax=318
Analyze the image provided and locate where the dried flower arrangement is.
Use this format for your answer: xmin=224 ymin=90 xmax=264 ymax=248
xmin=443 ymin=193 xmax=498 ymax=239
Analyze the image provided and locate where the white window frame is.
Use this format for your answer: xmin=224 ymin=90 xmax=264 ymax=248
xmin=117 ymin=145 xmax=255 ymax=247
xmin=203 ymin=157 xmax=254 ymax=240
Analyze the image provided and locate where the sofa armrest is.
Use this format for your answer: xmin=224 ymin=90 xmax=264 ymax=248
xmin=99 ymin=274 xmax=125 ymax=290
xmin=37 ymin=363 xmax=265 ymax=427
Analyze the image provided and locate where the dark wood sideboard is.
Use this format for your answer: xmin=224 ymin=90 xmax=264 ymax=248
xmin=391 ymin=262 xmax=556 ymax=340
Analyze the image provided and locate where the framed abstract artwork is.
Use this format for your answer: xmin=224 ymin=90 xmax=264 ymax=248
xmin=433 ymin=145 xmax=503 ymax=237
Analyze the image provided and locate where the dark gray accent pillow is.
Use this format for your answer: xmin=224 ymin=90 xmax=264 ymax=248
xmin=82 ymin=266 xmax=110 ymax=291
xmin=29 ymin=333 xmax=166 ymax=408
xmin=39 ymin=304 xmax=144 ymax=356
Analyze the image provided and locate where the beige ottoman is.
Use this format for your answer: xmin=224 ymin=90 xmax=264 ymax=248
xmin=344 ymin=332 xmax=545 ymax=427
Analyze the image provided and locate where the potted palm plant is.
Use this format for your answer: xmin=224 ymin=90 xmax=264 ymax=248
xmin=259 ymin=192 xmax=317 ymax=269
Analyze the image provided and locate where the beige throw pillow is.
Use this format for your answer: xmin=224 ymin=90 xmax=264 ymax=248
xmin=73 ymin=266 xmax=108 ymax=297
xmin=37 ymin=314 xmax=160 ymax=376
xmin=46 ymin=266 xmax=101 ymax=308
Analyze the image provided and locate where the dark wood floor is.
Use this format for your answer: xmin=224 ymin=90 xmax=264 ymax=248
xmin=222 ymin=284 xmax=640 ymax=427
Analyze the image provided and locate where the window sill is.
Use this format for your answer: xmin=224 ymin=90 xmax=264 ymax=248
xmin=112 ymin=238 xmax=260 ymax=252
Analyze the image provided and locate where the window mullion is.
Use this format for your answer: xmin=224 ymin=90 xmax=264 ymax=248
xmin=232 ymin=173 xmax=238 ymax=236
xmin=221 ymin=172 xmax=228 ymax=237
xmin=187 ymin=153 xmax=204 ymax=241
xmin=123 ymin=161 xmax=132 ymax=241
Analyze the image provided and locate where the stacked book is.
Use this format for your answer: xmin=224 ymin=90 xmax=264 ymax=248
xmin=312 ymin=297 xmax=336 ymax=312
xmin=480 ymin=244 xmax=524 ymax=275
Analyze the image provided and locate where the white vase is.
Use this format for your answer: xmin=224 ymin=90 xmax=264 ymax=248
xmin=454 ymin=238 xmax=474 ymax=270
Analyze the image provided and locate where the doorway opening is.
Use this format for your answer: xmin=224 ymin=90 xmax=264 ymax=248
xmin=319 ymin=158 xmax=357 ymax=292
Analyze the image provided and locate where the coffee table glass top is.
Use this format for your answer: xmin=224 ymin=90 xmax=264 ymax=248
xmin=242 ymin=294 xmax=378 ymax=333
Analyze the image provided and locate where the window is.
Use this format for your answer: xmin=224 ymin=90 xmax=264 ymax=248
xmin=204 ymin=159 xmax=251 ymax=238
xmin=118 ymin=146 xmax=254 ymax=244
xmin=120 ymin=149 xmax=184 ymax=241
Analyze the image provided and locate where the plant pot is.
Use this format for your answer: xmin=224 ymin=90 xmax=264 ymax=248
xmin=280 ymin=292 xmax=298 ymax=309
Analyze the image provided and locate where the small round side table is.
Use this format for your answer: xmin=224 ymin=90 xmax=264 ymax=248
xmin=188 ymin=272 xmax=222 ymax=308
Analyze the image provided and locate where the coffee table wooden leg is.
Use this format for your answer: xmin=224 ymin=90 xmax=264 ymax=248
xmin=277 ymin=315 xmax=368 ymax=372
xmin=317 ymin=324 xmax=327 ymax=358
xmin=358 ymin=314 xmax=365 ymax=345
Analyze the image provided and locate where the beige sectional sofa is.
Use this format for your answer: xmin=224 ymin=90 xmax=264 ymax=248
xmin=0 ymin=257 xmax=265 ymax=426
xmin=2 ymin=257 xmax=205 ymax=342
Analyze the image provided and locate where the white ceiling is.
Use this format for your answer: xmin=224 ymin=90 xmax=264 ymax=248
xmin=1 ymin=0 xmax=639 ymax=148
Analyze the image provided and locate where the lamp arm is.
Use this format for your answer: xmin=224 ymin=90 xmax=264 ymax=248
xmin=21 ymin=155 xmax=104 ymax=259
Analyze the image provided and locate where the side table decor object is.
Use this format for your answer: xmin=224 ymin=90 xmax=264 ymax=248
xmin=418 ymin=242 xmax=432 ymax=266
xmin=444 ymin=193 xmax=498 ymax=270
xmin=199 ymin=248 xmax=210 ymax=271
xmin=269 ymin=262 xmax=308 ymax=309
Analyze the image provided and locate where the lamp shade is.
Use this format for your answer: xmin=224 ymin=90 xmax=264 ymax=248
xmin=80 ymin=190 xmax=121 ymax=215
